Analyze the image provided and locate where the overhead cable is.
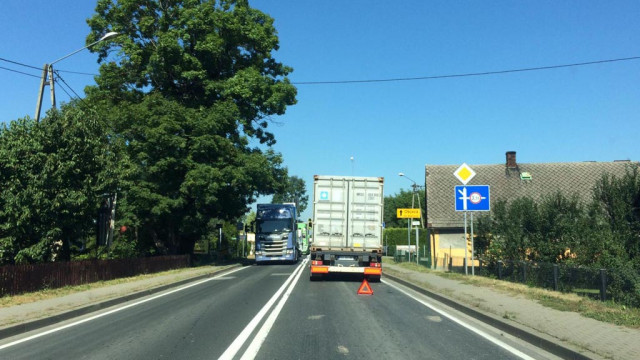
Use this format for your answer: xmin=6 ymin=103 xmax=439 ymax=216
xmin=292 ymin=56 xmax=640 ymax=85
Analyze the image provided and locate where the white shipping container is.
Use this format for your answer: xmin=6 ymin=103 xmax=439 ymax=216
xmin=312 ymin=175 xmax=384 ymax=251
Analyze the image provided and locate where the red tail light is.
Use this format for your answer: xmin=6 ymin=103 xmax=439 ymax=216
xmin=369 ymin=262 xmax=381 ymax=268
xmin=312 ymin=260 xmax=323 ymax=266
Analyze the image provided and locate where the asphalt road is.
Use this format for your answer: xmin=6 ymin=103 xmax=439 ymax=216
xmin=0 ymin=258 xmax=557 ymax=360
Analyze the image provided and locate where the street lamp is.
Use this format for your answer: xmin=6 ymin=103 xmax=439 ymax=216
xmin=35 ymin=31 xmax=119 ymax=122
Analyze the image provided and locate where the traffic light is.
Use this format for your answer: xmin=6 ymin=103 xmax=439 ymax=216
xmin=307 ymin=218 xmax=312 ymax=229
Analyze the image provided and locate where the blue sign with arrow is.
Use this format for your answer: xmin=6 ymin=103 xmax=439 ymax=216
xmin=455 ymin=185 xmax=490 ymax=211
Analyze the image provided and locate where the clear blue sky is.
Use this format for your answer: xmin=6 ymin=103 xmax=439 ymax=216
xmin=1 ymin=1 xmax=639 ymax=221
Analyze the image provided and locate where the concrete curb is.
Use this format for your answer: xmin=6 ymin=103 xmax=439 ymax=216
xmin=0 ymin=264 xmax=243 ymax=340
xmin=383 ymin=272 xmax=594 ymax=360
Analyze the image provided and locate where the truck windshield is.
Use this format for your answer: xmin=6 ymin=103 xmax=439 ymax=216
xmin=257 ymin=219 xmax=291 ymax=234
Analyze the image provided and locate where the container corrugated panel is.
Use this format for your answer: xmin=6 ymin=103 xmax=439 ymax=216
xmin=313 ymin=176 xmax=384 ymax=251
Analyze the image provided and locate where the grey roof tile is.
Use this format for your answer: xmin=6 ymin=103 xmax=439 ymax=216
xmin=425 ymin=160 xmax=637 ymax=229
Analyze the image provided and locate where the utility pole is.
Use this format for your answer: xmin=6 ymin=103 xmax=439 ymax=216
xmin=35 ymin=32 xmax=119 ymax=122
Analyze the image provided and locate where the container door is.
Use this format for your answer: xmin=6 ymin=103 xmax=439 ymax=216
xmin=313 ymin=177 xmax=348 ymax=249
xmin=347 ymin=179 xmax=383 ymax=250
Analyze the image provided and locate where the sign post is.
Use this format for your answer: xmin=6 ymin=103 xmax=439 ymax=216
xmin=455 ymin=184 xmax=490 ymax=275
xmin=454 ymin=163 xmax=491 ymax=276
xmin=454 ymin=163 xmax=475 ymax=275
xmin=397 ymin=208 xmax=420 ymax=262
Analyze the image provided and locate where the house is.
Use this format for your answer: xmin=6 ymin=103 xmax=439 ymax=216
xmin=424 ymin=151 xmax=636 ymax=266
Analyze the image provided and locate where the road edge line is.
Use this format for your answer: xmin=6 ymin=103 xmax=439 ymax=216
xmin=0 ymin=264 xmax=244 ymax=341
xmin=383 ymin=273 xmax=593 ymax=360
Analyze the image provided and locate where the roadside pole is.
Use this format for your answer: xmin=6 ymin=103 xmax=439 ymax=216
xmin=464 ymin=211 xmax=468 ymax=275
xmin=415 ymin=224 xmax=419 ymax=265
xmin=471 ymin=212 xmax=475 ymax=276
xmin=407 ymin=218 xmax=411 ymax=262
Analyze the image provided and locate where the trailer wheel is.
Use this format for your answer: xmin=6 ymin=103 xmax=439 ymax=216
xmin=310 ymin=274 xmax=322 ymax=281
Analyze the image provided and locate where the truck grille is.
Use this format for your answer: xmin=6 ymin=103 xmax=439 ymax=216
xmin=263 ymin=240 xmax=285 ymax=256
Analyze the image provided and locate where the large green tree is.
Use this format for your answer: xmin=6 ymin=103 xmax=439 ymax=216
xmin=271 ymin=175 xmax=308 ymax=217
xmin=85 ymin=0 xmax=296 ymax=254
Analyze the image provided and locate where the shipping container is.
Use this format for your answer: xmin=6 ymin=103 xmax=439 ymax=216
xmin=309 ymin=175 xmax=384 ymax=281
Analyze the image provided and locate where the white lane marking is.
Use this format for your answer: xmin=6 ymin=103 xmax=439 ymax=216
xmin=240 ymin=258 xmax=307 ymax=360
xmin=218 ymin=258 xmax=307 ymax=360
xmin=383 ymin=279 xmax=535 ymax=360
xmin=0 ymin=266 xmax=250 ymax=351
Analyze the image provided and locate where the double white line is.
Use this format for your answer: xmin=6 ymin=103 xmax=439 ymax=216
xmin=219 ymin=257 xmax=308 ymax=360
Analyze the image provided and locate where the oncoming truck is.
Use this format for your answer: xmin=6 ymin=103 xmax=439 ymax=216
xmin=309 ymin=176 xmax=384 ymax=281
xmin=255 ymin=203 xmax=299 ymax=264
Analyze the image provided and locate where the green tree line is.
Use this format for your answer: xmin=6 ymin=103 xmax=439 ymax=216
xmin=474 ymin=165 xmax=640 ymax=306
xmin=0 ymin=0 xmax=297 ymax=264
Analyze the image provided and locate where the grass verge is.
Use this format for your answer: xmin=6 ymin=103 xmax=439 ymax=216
xmin=0 ymin=264 xmax=233 ymax=308
xmin=383 ymin=257 xmax=640 ymax=329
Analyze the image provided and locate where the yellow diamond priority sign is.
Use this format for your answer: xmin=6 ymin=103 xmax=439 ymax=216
xmin=454 ymin=163 xmax=476 ymax=185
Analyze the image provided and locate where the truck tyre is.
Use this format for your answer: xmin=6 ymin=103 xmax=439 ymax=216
xmin=310 ymin=274 xmax=322 ymax=281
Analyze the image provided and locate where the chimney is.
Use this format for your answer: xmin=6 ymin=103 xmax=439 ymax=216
xmin=506 ymin=151 xmax=517 ymax=168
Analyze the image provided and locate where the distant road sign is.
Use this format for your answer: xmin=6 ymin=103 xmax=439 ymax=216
xmin=397 ymin=208 xmax=421 ymax=218
xmin=454 ymin=163 xmax=476 ymax=185
xmin=455 ymin=185 xmax=490 ymax=211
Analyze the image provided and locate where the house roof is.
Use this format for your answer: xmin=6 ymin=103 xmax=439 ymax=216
xmin=425 ymin=159 xmax=637 ymax=229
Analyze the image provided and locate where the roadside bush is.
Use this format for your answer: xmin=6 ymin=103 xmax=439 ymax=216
xmin=607 ymin=264 xmax=640 ymax=308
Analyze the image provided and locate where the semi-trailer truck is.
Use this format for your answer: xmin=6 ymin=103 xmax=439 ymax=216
xmin=309 ymin=175 xmax=384 ymax=281
xmin=297 ymin=221 xmax=310 ymax=255
xmin=255 ymin=203 xmax=299 ymax=264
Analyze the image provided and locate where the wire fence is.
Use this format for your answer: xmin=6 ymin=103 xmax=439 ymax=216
xmin=0 ymin=255 xmax=190 ymax=297
xmin=392 ymin=248 xmax=640 ymax=308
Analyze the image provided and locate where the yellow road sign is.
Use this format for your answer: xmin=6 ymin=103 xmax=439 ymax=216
xmin=397 ymin=208 xmax=421 ymax=218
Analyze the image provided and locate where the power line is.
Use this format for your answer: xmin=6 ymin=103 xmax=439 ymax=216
xmin=292 ymin=56 xmax=640 ymax=85
xmin=0 ymin=57 xmax=99 ymax=77
xmin=55 ymin=72 xmax=84 ymax=100
xmin=0 ymin=57 xmax=41 ymax=71
xmin=56 ymin=69 xmax=99 ymax=76
xmin=0 ymin=66 xmax=41 ymax=79
xmin=55 ymin=72 xmax=89 ymax=107
xmin=55 ymin=77 xmax=75 ymax=99
xmin=2 ymin=55 xmax=639 ymax=85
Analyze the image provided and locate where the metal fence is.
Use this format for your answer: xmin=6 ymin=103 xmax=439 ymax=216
xmin=0 ymin=255 xmax=190 ymax=297
xmin=477 ymin=260 xmax=607 ymax=301
xmin=392 ymin=251 xmax=640 ymax=306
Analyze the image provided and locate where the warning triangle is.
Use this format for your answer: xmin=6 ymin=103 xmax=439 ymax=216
xmin=357 ymin=279 xmax=373 ymax=295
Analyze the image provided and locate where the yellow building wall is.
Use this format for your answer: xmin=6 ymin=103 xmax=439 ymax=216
xmin=431 ymin=230 xmax=475 ymax=267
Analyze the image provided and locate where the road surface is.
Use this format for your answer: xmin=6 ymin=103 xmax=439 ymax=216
xmin=0 ymin=258 xmax=557 ymax=359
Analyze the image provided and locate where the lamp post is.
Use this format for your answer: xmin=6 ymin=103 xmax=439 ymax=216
xmin=399 ymin=173 xmax=423 ymax=264
xmin=35 ymin=31 xmax=119 ymax=122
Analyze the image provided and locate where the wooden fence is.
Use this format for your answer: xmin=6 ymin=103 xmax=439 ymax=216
xmin=0 ymin=255 xmax=190 ymax=297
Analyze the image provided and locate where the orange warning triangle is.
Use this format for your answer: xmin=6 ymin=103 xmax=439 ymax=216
xmin=357 ymin=279 xmax=373 ymax=295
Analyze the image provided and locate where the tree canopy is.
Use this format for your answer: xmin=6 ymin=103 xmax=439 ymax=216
xmin=384 ymin=188 xmax=425 ymax=228
xmin=271 ymin=175 xmax=308 ymax=217
xmin=0 ymin=103 xmax=118 ymax=264
xmin=82 ymin=0 xmax=296 ymax=255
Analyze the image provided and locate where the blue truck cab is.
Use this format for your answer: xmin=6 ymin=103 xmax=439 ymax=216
xmin=255 ymin=204 xmax=299 ymax=264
